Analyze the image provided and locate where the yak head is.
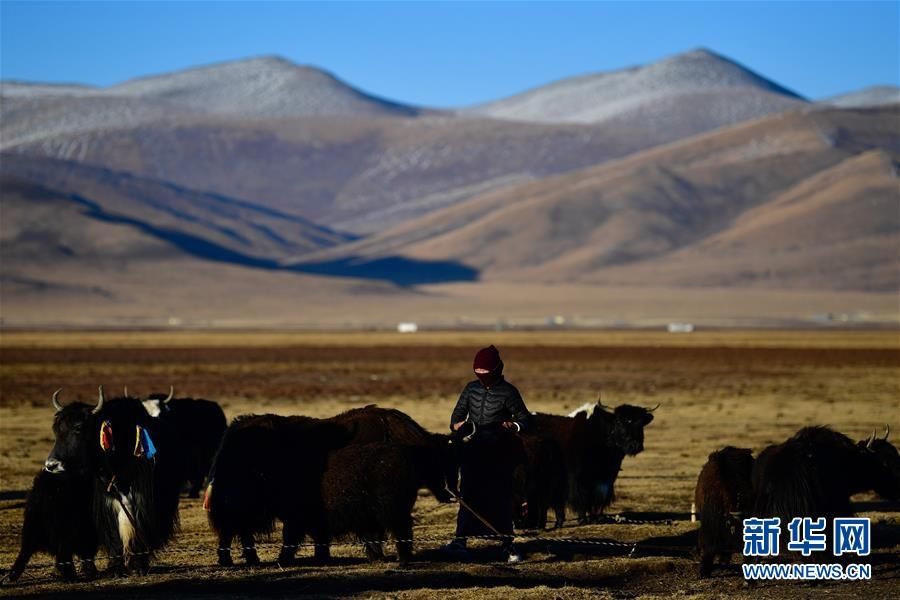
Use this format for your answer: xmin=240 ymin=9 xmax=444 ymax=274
xmin=859 ymin=425 xmax=900 ymax=500
xmin=90 ymin=387 xmax=161 ymax=494
xmin=44 ymin=388 xmax=96 ymax=476
xmin=133 ymin=385 xmax=175 ymax=418
xmin=591 ymin=402 xmax=658 ymax=456
xmin=424 ymin=433 xmax=456 ymax=503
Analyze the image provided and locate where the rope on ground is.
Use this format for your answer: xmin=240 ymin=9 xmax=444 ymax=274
xmin=4 ymin=530 xmax=659 ymax=577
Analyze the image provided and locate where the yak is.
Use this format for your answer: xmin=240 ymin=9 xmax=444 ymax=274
xmin=694 ymin=446 xmax=754 ymax=578
xmin=6 ymin=391 xmax=98 ymax=583
xmin=90 ymin=388 xmax=182 ymax=574
xmin=526 ymin=401 xmax=657 ymax=525
xmin=207 ymin=405 xmax=455 ymax=567
xmin=318 ymin=441 xmax=451 ymax=564
xmin=512 ymin=434 xmax=566 ymax=530
xmin=752 ymin=425 xmax=900 ymax=556
xmin=138 ymin=386 xmax=227 ymax=498
xmin=206 ymin=414 xmax=350 ymax=566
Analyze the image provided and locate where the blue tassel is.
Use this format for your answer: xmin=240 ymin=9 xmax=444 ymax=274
xmin=141 ymin=428 xmax=157 ymax=459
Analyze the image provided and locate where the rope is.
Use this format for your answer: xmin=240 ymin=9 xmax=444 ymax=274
xmin=3 ymin=530 xmax=657 ymax=579
xmin=445 ymin=487 xmax=509 ymax=539
xmin=558 ymin=513 xmax=679 ymax=526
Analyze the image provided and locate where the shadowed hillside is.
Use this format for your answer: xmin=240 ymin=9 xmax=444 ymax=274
xmin=3 ymin=51 xmax=812 ymax=234
xmin=2 ymin=52 xmax=898 ymax=326
xmin=294 ymin=106 xmax=899 ymax=291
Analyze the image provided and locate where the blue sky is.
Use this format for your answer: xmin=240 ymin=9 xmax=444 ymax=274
xmin=2 ymin=1 xmax=897 ymax=107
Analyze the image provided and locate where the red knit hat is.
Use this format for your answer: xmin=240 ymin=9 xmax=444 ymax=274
xmin=473 ymin=345 xmax=502 ymax=374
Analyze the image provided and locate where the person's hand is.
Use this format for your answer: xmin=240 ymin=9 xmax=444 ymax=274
xmin=452 ymin=421 xmax=466 ymax=431
xmin=501 ymin=421 xmax=520 ymax=431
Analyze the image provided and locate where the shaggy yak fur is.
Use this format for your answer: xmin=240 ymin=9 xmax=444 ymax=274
xmin=694 ymin=446 xmax=754 ymax=578
xmin=143 ymin=392 xmax=227 ymax=498
xmin=318 ymin=441 xmax=451 ymax=563
xmin=512 ymin=434 xmax=566 ymax=530
xmin=8 ymin=392 xmax=181 ymax=580
xmin=91 ymin=395 xmax=182 ymax=575
xmin=526 ymin=403 xmax=656 ymax=525
xmin=207 ymin=405 xmax=454 ymax=566
xmin=7 ymin=401 xmax=98 ymax=582
xmin=752 ymin=426 xmax=900 ymax=556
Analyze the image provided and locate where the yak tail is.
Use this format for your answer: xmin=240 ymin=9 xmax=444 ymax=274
xmin=205 ymin=423 xmax=276 ymax=537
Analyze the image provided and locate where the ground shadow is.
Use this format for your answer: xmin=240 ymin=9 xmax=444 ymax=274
xmin=66 ymin=193 xmax=478 ymax=286
xmin=287 ymin=256 xmax=479 ymax=285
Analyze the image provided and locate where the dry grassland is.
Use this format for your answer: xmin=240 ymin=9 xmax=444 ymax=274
xmin=0 ymin=330 xmax=897 ymax=598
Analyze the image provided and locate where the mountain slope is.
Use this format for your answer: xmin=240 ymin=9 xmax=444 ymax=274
xmin=4 ymin=50 xmax=813 ymax=234
xmin=823 ymin=86 xmax=900 ymax=108
xmin=1 ymin=176 xmax=410 ymax=327
xmin=6 ymin=113 xmax=692 ymax=233
xmin=463 ymin=48 xmax=806 ymax=127
xmin=107 ymin=56 xmax=424 ymax=118
xmin=594 ymin=149 xmax=900 ymax=291
xmin=0 ymin=153 xmax=356 ymax=265
xmin=292 ymin=105 xmax=899 ymax=291
xmin=0 ymin=56 xmax=423 ymax=149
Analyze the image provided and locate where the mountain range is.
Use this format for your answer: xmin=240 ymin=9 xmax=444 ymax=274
xmin=1 ymin=48 xmax=897 ymax=327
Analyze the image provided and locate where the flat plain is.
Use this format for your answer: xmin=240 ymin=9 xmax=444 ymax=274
xmin=0 ymin=329 xmax=898 ymax=598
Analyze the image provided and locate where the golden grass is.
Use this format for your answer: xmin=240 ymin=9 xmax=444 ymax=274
xmin=0 ymin=330 xmax=897 ymax=598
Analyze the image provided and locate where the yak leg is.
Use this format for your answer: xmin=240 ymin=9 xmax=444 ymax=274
xmin=187 ymin=477 xmax=203 ymax=499
xmin=310 ymin=526 xmax=331 ymax=562
xmin=698 ymin=550 xmax=714 ymax=578
xmin=6 ymin=539 xmax=37 ymax=583
xmin=7 ymin=504 xmax=53 ymax=583
xmin=553 ymin=502 xmax=566 ymax=529
xmin=534 ymin=495 xmax=549 ymax=530
xmin=278 ymin=521 xmax=301 ymax=567
xmin=239 ymin=532 xmax=260 ymax=566
xmin=106 ymin=552 xmax=128 ymax=577
xmin=79 ymin=555 xmax=98 ymax=580
xmin=54 ymin=544 xmax=78 ymax=582
xmin=363 ymin=530 xmax=385 ymax=561
xmin=393 ymin=517 xmax=414 ymax=565
xmin=128 ymin=551 xmax=150 ymax=575
xmin=216 ymin=528 xmax=234 ymax=567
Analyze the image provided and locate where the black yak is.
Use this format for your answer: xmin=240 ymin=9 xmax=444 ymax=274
xmin=317 ymin=441 xmax=451 ymax=564
xmin=330 ymin=404 xmax=460 ymax=495
xmin=858 ymin=425 xmax=898 ymax=484
xmin=139 ymin=386 xmax=227 ymax=498
xmin=752 ymin=425 xmax=900 ymax=555
xmin=206 ymin=414 xmax=350 ymax=567
xmin=694 ymin=446 xmax=754 ymax=578
xmin=207 ymin=406 xmax=454 ymax=567
xmin=512 ymin=434 xmax=566 ymax=530
xmin=90 ymin=388 xmax=182 ymax=574
xmin=528 ymin=401 xmax=657 ymax=525
xmin=6 ymin=391 xmax=98 ymax=582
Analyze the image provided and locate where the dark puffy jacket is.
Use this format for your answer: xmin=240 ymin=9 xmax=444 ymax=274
xmin=450 ymin=377 xmax=530 ymax=432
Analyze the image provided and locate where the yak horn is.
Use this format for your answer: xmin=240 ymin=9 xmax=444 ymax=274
xmin=597 ymin=393 xmax=612 ymax=411
xmin=164 ymin=385 xmax=174 ymax=404
xmin=865 ymin=429 xmax=876 ymax=450
xmin=52 ymin=388 xmax=63 ymax=412
xmin=92 ymin=386 xmax=105 ymax=414
xmin=124 ymin=386 xmax=129 ymax=398
xmin=648 ymin=403 xmax=660 ymax=412
xmin=884 ymin=424 xmax=891 ymax=441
